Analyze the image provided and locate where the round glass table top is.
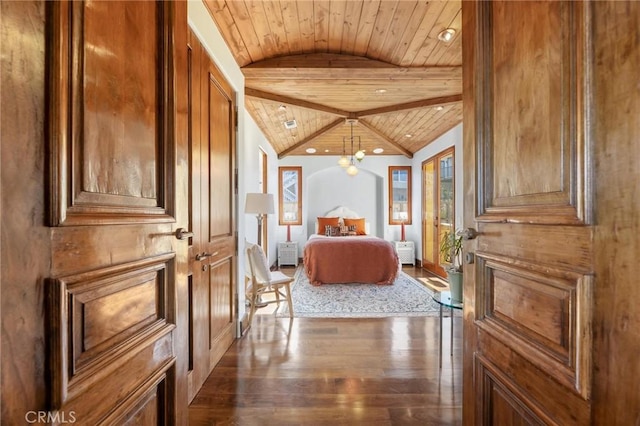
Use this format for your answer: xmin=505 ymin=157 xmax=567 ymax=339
xmin=431 ymin=291 xmax=463 ymax=310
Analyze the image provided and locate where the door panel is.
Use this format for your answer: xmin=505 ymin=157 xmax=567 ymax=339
xmin=187 ymin=30 xmax=237 ymax=402
xmin=47 ymin=1 xmax=188 ymax=423
xmin=463 ymin=2 xmax=593 ymax=425
xmin=208 ymin=260 xmax=235 ymax=366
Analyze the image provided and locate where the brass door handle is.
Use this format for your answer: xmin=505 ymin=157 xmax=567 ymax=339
xmin=175 ymin=228 xmax=194 ymax=240
xmin=196 ymin=252 xmax=218 ymax=261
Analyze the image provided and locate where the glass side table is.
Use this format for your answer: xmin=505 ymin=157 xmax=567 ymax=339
xmin=431 ymin=291 xmax=463 ymax=368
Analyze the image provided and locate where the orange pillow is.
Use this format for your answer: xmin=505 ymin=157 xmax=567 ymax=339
xmin=317 ymin=217 xmax=339 ymax=234
xmin=343 ymin=218 xmax=366 ymax=235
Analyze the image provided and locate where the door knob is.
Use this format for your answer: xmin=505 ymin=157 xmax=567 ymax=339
xmin=175 ymin=228 xmax=194 ymax=240
xmin=461 ymin=228 xmax=479 ymax=240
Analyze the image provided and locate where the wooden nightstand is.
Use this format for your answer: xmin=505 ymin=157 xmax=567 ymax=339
xmin=393 ymin=240 xmax=415 ymax=266
xmin=277 ymin=241 xmax=299 ymax=268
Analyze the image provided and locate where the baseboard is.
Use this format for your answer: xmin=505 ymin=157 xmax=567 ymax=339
xmin=238 ymin=311 xmax=249 ymax=336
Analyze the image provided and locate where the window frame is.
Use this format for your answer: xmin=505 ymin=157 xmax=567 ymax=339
xmin=388 ymin=165 xmax=412 ymax=225
xmin=278 ymin=166 xmax=302 ymax=226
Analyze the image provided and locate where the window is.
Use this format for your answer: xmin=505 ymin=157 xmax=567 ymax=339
xmin=279 ymin=166 xmax=302 ymax=225
xmin=389 ymin=166 xmax=412 ymax=225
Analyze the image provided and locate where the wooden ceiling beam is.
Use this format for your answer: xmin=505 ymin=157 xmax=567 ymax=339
xmin=242 ymin=54 xmax=461 ymax=80
xmin=245 ymin=87 xmax=352 ymax=117
xmin=244 ymin=66 xmax=461 ymax=80
xmin=278 ymin=119 xmax=344 ymax=159
xmin=357 ymin=94 xmax=463 ymax=117
xmin=359 ymin=120 xmax=413 ymax=159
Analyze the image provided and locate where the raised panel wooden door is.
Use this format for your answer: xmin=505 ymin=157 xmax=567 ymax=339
xmin=462 ymin=2 xmax=593 ymax=425
xmin=187 ymin=31 xmax=237 ymax=402
xmin=47 ymin=1 xmax=189 ymax=424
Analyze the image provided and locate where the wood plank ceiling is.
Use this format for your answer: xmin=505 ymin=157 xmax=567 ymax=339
xmin=204 ymin=0 xmax=462 ymax=158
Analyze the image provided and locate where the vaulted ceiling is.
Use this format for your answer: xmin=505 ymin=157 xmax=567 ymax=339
xmin=203 ymin=0 xmax=463 ymax=158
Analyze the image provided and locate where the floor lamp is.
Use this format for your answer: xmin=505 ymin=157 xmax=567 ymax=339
xmin=244 ymin=193 xmax=274 ymax=308
xmin=244 ymin=193 xmax=275 ymax=247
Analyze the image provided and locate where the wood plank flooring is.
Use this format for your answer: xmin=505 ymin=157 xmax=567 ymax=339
xmin=188 ymin=266 xmax=463 ymax=425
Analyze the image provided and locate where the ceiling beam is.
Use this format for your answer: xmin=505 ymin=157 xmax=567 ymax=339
xmin=244 ymin=66 xmax=462 ymax=80
xmin=243 ymin=54 xmax=461 ymax=80
xmin=245 ymin=87 xmax=352 ymax=118
xmin=278 ymin=119 xmax=344 ymax=159
xmin=359 ymin=120 xmax=413 ymax=159
xmin=357 ymin=94 xmax=463 ymax=117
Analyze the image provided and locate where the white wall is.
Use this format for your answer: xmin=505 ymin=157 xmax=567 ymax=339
xmin=241 ymin=112 xmax=279 ymax=254
xmin=306 ymin=167 xmax=383 ymax=236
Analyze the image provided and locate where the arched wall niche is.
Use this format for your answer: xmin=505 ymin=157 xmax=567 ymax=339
xmin=305 ymin=166 xmax=384 ymax=237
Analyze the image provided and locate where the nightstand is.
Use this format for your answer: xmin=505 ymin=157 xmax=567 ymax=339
xmin=393 ymin=240 xmax=415 ymax=266
xmin=278 ymin=241 xmax=299 ymax=268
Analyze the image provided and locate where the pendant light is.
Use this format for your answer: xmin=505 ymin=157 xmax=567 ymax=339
xmin=337 ymin=135 xmax=350 ymax=167
xmin=342 ymin=119 xmax=364 ymax=175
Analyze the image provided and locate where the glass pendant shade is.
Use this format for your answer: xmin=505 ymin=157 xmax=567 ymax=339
xmin=341 ymin=119 xmax=364 ymax=175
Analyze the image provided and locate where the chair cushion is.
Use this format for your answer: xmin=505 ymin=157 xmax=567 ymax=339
xmin=247 ymin=244 xmax=271 ymax=283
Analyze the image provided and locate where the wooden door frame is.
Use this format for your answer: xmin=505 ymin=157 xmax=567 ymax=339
xmin=421 ymin=146 xmax=455 ymax=277
xmin=259 ymin=147 xmax=269 ymax=255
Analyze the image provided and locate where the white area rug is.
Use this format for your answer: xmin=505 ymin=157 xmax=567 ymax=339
xmin=276 ymin=267 xmax=452 ymax=318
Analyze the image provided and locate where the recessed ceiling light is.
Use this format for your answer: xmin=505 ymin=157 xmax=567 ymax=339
xmin=305 ymin=148 xmax=316 ymax=154
xmin=324 ymin=149 xmax=330 ymax=153
xmin=405 ymin=134 xmax=413 ymax=138
xmin=373 ymin=148 xmax=384 ymax=154
xmin=375 ymin=89 xmax=387 ymax=94
xmin=278 ymin=105 xmax=287 ymax=111
xmin=435 ymin=105 xmax=444 ymax=111
xmin=437 ymin=28 xmax=456 ymax=43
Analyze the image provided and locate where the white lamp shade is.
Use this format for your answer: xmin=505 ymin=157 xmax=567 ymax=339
xmin=244 ymin=193 xmax=274 ymax=214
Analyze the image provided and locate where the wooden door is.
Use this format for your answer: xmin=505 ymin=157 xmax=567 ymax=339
xmin=46 ymin=1 xmax=189 ymax=424
xmin=187 ymin=31 xmax=237 ymax=401
xmin=422 ymin=148 xmax=455 ymax=277
xmin=462 ymin=2 xmax=593 ymax=424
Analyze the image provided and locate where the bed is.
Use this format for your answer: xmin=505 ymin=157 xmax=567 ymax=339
xmin=303 ymin=207 xmax=400 ymax=285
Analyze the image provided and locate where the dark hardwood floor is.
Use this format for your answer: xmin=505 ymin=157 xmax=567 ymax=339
xmin=188 ymin=266 xmax=463 ymax=425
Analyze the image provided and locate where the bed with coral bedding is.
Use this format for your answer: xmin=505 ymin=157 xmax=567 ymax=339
xmin=303 ymin=207 xmax=400 ymax=285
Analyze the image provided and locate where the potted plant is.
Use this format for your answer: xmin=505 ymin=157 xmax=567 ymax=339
xmin=440 ymin=229 xmax=463 ymax=302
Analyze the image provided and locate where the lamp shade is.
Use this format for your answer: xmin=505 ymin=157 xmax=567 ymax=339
xmin=244 ymin=193 xmax=274 ymax=214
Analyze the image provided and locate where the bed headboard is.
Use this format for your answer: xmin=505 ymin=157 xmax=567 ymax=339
xmin=324 ymin=206 xmax=361 ymax=219
xmin=311 ymin=206 xmax=370 ymax=235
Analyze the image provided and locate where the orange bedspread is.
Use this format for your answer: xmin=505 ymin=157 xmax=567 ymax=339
xmin=303 ymin=235 xmax=399 ymax=285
